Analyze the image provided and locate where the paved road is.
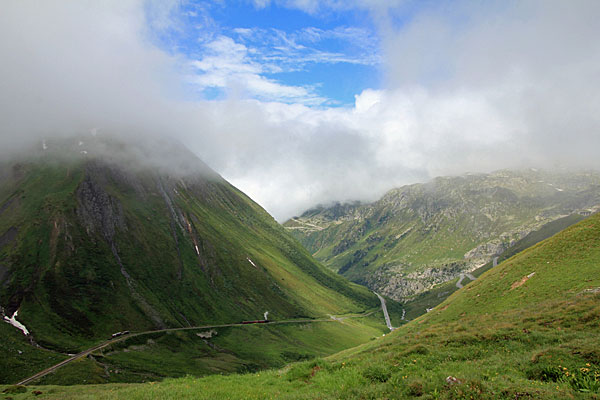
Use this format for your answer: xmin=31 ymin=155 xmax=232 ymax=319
xmin=456 ymin=256 xmax=498 ymax=289
xmin=456 ymin=273 xmax=477 ymax=289
xmin=374 ymin=292 xmax=394 ymax=331
xmin=17 ymin=318 xmax=333 ymax=386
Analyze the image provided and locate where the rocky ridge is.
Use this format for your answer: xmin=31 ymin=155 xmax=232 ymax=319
xmin=284 ymin=169 xmax=600 ymax=301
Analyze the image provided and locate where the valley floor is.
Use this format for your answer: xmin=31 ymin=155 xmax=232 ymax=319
xmin=5 ymin=212 xmax=599 ymax=399
xmin=4 ymin=291 xmax=599 ymax=399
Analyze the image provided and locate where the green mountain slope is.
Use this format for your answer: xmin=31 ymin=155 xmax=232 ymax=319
xmin=284 ymin=170 xmax=600 ymax=302
xmin=29 ymin=199 xmax=600 ymax=399
xmin=400 ymin=212 xmax=587 ymax=319
xmin=0 ymin=136 xmax=383 ymax=383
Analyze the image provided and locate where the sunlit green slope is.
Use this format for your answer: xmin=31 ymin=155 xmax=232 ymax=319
xmin=31 ymin=208 xmax=600 ymax=398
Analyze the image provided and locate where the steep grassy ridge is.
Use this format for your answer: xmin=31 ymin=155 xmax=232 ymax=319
xmin=23 ymin=207 xmax=600 ymax=398
xmin=400 ymin=213 xmax=587 ymax=319
xmin=0 ymin=136 xmax=383 ymax=384
xmin=285 ymin=170 xmax=600 ymax=302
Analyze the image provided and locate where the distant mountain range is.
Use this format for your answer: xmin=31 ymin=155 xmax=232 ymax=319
xmin=284 ymin=169 xmax=600 ymax=301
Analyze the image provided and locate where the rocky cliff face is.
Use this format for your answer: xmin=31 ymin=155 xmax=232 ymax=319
xmin=76 ymin=173 xmax=126 ymax=242
xmin=284 ymin=170 xmax=600 ymax=301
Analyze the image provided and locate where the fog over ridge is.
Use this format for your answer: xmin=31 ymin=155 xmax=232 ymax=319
xmin=1 ymin=0 xmax=599 ymax=221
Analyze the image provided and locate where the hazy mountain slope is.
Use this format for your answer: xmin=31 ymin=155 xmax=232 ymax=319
xmin=28 ymin=184 xmax=600 ymax=399
xmin=400 ymin=212 xmax=586 ymax=319
xmin=0 ymin=136 xmax=382 ymax=382
xmin=284 ymin=170 xmax=600 ymax=301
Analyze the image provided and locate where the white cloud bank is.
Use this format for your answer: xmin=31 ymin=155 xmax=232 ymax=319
xmin=1 ymin=0 xmax=600 ymax=221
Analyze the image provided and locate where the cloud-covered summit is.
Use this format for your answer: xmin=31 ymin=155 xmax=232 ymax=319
xmin=1 ymin=0 xmax=599 ymax=221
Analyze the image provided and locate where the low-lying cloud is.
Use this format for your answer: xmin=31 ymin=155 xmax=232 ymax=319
xmin=1 ymin=1 xmax=599 ymax=221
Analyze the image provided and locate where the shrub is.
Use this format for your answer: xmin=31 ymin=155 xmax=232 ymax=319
xmin=559 ymin=364 xmax=600 ymax=393
xmin=407 ymin=380 xmax=424 ymax=396
xmin=362 ymin=365 xmax=392 ymax=383
xmin=525 ymin=364 xmax=561 ymax=382
xmin=285 ymin=359 xmax=325 ymax=382
xmin=401 ymin=344 xmax=430 ymax=356
xmin=2 ymin=385 xmax=27 ymax=394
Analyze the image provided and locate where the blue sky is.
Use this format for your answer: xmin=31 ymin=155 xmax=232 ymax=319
xmin=150 ymin=1 xmax=383 ymax=106
xmin=2 ymin=1 xmax=599 ymax=220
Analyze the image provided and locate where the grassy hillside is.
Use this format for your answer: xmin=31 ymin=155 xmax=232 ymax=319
xmin=400 ymin=213 xmax=587 ymax=320
xmin=0 ymin=136 xmax=387 ymax=384
xmin=284 ymin=170 xmax=600 ymax=303
xmin=19 ymin=207 xmax=600 ymax=398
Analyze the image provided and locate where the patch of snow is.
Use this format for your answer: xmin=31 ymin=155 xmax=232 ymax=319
xmin=3 ymin=310 xmax=29 ymax=336
xmin=42 ymin=140 xmax=48 ymax=150
xmin=78 ymin=141 xmax=84 ymax=146
xmin=264 ymin=311 xmax=269 ymax=320
xmin=194 ymin=245 xmax=200 ymax=255
xmin=556 ymin=188 xmax=564 ymax=192
xmin=247 ymin=258 xmax=257 ymax=268
xmin=80 ymin=150 xmax=88 ymax=155
xmin=527 ymin=272 xmax=536 ymax=278
xmin=196 ymin=329 xmax=217 ymax=339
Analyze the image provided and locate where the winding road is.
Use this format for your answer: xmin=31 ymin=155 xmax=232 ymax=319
xmin=456 ymin=273 xmax=477 ymax=289
xmin=19 ymin=289 xmax=399 ymax=385
xmin=16 ymin=318 xmax=334 ymax=386
xmin=455 ymin=257 xmax=498 ymax=289
xmin=374 ymin=292 xmax=394 ymax=331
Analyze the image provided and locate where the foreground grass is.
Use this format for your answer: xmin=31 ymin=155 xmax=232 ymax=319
xmin=4 ymin=212 xmax=600 ymax=398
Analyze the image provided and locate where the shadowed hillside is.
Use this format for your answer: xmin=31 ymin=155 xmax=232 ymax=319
xmin=0 ymin=135 xmax=387 ymax=384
